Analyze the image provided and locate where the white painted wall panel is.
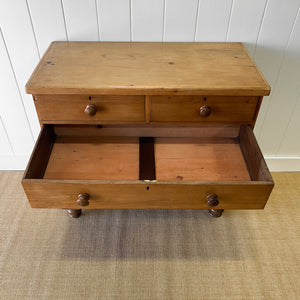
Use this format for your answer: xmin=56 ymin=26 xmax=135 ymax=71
xmin=0 ymin=117 xmax=12 ymax=155
xmin=0 ymin=0 xmax=40 ymax=139
xmin=164 ymin=0 xmax=198 ymax=41
xmin=0 ymin=30 xmax=34 ymax=155
xmin=259 ymin=9 xmax=300 ymax=155
xmin=253 ymin=0 xmax=300 ymax=139
xmin=27 ymin=0 xmax=68 ymax=55
xmin=132 ymin=0 xmax=164 ymax=41
xmin=0 ymin=155 xmax=30 ymax=170
xmin=278 ymin=96 xmax=300 ymax=156
xmin=97 ymin=0 xmax=130 ymax=41
xmin=227 ymin=0 xmax=267 ymax=56
xmin=195 ymin=0 xmax=232 ymax=42
xmin=62 ymin=0 xmax=99 ymax=41
xmin=0 ymin=0 xmax=299 ymax=170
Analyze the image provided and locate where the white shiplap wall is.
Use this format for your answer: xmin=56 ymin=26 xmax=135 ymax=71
xmin=0 ymin=0 xmax=299 ymax=170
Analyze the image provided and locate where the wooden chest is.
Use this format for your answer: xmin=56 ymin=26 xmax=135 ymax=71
xmin=22 ymin=42 xmax=273 ymax=218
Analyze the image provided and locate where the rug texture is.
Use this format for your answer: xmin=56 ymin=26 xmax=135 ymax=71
xmin=0 ymin=172 xmax=299 ymax=299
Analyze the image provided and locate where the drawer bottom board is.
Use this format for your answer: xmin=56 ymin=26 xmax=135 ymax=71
xmin=155 ymin=138 xmax=250 ymax=181
xmin=43 ymin=137 xmax=249 ymax=182
xmin=44 ymin=137 xmax=139 ymax=181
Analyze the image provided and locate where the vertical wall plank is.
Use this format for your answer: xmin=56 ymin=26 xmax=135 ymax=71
xmin=254 ymin=0 xmax=300 ymax=86
xmin=27 ymin=0 xmax=68 ymax=55
xmin=0 ymin=0 xmax=41 ymax=139
xmin=164 ymin=0 xmax=198 ymax=41
xmin=0 ymin=117 xmax=13 ymax=155
xmin=195 ymin=0 xmax=232 ymax=42
xmin=0 ymin=0 xmax=299 ymax=169
xmin=97 ymin=0 xmax=131 ymax=41
xmin=62 ymin=0 xmax=99 ymax=41
xmin=131 ymin=0 xmax=164 ymax=41
xmin=278 ymin=95 xmax=300 ymax=156
xmin=226 ymin=0 xmax=267 ymax=56
xmin=0 ymin=30 xmax=34 ymax=155
xmin=254 ymin=0 xmax=300 ymax=140
xmin=258 ymin=8 xmax=300 ymax=155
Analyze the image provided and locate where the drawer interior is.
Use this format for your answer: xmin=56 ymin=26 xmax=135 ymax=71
xmin=24 ymin=125 xmax=272 ymax=183
xmin=44 ymin=137 xmax=139 ymax=180
xmin=155 ymin=138 xmax=250 ymax=181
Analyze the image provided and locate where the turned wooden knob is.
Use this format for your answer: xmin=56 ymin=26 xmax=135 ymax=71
xmin=199 ymin=105 xmax=211 ymax=117
xmin=76 ymin=193 xmax=90 ymax=207
xmin=84 ymin=104 xmax=97 ymax=116
xmin=206 ymin=194 xmax=219 ymax=207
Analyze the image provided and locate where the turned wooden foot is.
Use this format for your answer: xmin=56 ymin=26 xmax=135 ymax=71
xmin=66 ymin=209 xmax=82 ymax=218
xmin=208 ymin=209 xmax=224 ymax=218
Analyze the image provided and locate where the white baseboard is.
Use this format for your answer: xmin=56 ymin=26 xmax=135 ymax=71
xmin=265 ymin=157 xmax=300 ymax=172
xmin=0 ymin=155 xmax=299 ymax=172
xmin=0 ymin=155 xmax=29 ymax=170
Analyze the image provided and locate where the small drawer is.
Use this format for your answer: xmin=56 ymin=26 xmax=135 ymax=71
xmin=150 ymin=95 xmax=258 ymax=123
xmin=34 ymin=95 xmax=145 ymax=124
xmin=22 ymin=124 xmax=273 ymax=210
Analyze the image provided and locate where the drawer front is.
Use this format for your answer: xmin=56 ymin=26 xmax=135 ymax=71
xmin=150 ymin=96 xmax=258 ymax=123
xmin=34 ymin=95 xmax=145 ymax=123
xmin=23 ymin=181 xmax=273 ymax=210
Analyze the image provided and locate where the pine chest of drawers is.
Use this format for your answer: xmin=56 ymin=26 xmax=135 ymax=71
xmin=22 ymin=42 xmax=273 ymax=218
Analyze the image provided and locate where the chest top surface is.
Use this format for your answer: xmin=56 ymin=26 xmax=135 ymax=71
xmin=26 ymin=42 xmax=270 ymax=96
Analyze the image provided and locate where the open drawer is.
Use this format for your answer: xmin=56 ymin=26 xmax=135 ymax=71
xmin=22 ymin=125 xmax=274 ymax=210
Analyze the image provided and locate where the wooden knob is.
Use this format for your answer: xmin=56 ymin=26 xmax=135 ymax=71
xmin=84 ymin=104 xmax=97 ymax=116
xmin=206 ymin=194 xmax=219 ymax=207
xmin=76 ymin=193 xmax=90 ymax=207
xmin=199 ymin=105 xmax=211 ymax=117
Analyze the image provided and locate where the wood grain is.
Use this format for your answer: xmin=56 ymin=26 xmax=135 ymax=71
xmin=25 ymin=42 xmax=270 ymax=96
xmin=43 ymin=136 xmax=139 ymax=181
xmin=155 ymin=137 xmax=250 ymax=181
xmin=22 ymin=180 xmax=273 ymax=209
xmin=53 ymin=125 xmax=241 ymax=138
xmin=150 ymin=95 xmax=258 ymax=123
xmin=34 ymin=95 xmax=145 ymax=123
xmin=239 ymin=125 xmax=273 ymax=182
xmin=23 ymin=125 xmax=55 ymax=179
xmin=145 ymin=95 xmax=151 ymax=123
xmin=252 ymin=96 xmax=263 ymax=128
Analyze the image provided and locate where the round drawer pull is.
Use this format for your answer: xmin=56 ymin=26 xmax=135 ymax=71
xmin=84 ymin=104 xmax=97 ymax=116
xmin=206 ymin=194 xmax=219 ymax=207
xmin=76 ymin=193 xmax=90 ymax=207
xmin=199 ymin=105 xmax=211 ymax=117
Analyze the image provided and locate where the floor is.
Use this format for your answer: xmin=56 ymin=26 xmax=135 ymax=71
xmin=0 ymin=172 xmax=299 ymax=299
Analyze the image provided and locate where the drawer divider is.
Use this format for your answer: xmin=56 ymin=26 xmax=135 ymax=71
xmin=139 ymin=137 xmax=156 ymax=180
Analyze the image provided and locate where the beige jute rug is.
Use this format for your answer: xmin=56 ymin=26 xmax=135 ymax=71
xmin=0 ymin=172 xmax=299 ymax=299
